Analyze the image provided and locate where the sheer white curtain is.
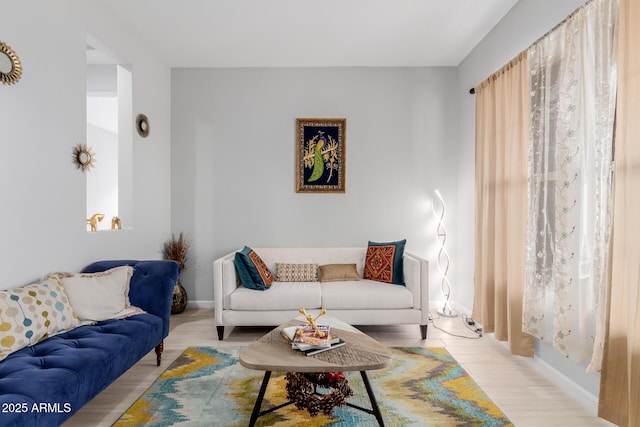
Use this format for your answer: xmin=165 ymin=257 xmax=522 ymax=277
xmin=523 ymin=0 xmax=618 ymax=370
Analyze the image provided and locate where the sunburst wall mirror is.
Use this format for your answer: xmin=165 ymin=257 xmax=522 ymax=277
xmin=0 ymin=41 xmax=22 ymax=85
xmin=72 ymin=144 xmax=96 ymax=172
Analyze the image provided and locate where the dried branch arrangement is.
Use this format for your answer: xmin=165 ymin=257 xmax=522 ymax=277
xmin=163 ymin=232 xmax=190 ymax=272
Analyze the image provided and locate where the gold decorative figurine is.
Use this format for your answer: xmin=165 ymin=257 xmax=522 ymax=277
xmin=297 ymin=308 xmax=327 ymax=339
xmin=111 ymin=216 xmax=122 ymax=230
xmin=86 ymin=213 xmax=104 ymax=232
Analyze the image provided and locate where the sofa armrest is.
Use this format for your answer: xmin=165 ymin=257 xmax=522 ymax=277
xmin=213 ymin=250 xmax=241 ymax=326
xmin=404 ymin=252 xmax=430 ymax=324
xmin=81 ymin=260 xmax=180 ymax=339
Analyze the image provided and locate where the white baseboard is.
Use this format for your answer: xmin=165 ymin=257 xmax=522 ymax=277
xmin=525 ymin=355 xmax=600 ymax=416
xmin=186 ymin=300 xmax=214 ymax=309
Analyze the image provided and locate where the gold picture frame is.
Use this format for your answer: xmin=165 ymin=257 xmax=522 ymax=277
xmin=295 ymin=118 xmax=346 ymax=193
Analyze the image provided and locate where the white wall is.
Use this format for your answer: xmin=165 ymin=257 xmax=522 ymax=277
xmin=0 ymin=0 xmax=172 ymax=287
xmin=86 ymin=124 xmax=118 ymax=224
xmin=171 ymin=67 xmax=460 ymax=304
xmin=456 ymin=0 xmax=600 ymax=399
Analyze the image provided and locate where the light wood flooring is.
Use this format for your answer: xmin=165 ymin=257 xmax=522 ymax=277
xmin=63 ymin=308 xmax=612 ymax=426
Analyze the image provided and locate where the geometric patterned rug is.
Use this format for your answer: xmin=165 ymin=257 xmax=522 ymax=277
xmin=113 ymin=346 xmax=513 ymax=426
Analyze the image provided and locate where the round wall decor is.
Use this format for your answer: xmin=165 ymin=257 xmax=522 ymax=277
xmin=136 ymin=114 xmax=150 ymax=138
xmin=72 ymin=144 xmax=96 ymax=172
xmin=0 ymin=41 xmax=22 ymax=85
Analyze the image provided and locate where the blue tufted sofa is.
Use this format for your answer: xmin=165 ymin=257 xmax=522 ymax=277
xmin=0 ymin=260 xmax=179 ymax=427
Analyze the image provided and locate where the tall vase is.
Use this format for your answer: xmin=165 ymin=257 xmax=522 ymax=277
xmin=171 ymin=279 xmax=188 ymax=314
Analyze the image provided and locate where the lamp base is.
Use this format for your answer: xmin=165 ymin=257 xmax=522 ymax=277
xmin=437 ymin=305 xmax=458 ymax=318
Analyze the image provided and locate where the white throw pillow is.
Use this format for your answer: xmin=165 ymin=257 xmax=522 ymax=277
xmin=45 ymin=266 xmax=143 ymax=322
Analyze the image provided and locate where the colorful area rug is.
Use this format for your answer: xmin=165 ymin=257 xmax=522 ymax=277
xmin=114 ymin=346 xmax=512 ymax=426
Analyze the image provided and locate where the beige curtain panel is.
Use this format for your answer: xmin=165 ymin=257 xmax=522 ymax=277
xmin=598 ymin=0 xmax=640 ymax=424
xmin=473 ymin=52 xmax=534 ymax=357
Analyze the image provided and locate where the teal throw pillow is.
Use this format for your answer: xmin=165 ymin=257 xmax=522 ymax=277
xmin=234 ymin=246 xmax=273 ymax=290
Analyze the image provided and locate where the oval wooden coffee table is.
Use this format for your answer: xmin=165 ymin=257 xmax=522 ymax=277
xmin=239 ymin=317 xmax=392 ymax=426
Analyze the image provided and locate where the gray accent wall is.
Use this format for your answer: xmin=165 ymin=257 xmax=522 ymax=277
xmin=171 ymin=67 xmax=460 ymax=304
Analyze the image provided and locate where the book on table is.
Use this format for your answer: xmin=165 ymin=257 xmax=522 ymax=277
xmin=303 ymin=338 xmax=346 ymax=356
xmin=293 ymin=324 xmax=331 ymax=349
xmin=281 ymin=325 xmax=343 ymax=353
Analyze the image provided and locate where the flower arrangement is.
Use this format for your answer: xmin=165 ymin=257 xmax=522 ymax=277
xmin=285 ymin=371 xmax=353 ymax=417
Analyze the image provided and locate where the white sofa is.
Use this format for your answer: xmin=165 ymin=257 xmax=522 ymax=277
xmin=213 ymin=247 xmax=429 ymax=340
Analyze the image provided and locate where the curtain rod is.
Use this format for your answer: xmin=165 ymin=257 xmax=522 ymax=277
xmin=468 ymin=0 xmax=595 ymax=95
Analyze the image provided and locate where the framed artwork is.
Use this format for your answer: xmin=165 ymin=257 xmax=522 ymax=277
xmin=295 ymin=118 xmax=346 ymax=193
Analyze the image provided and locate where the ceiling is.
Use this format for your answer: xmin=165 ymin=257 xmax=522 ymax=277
xmin=100 ymin=0 xmax=520 ymax=68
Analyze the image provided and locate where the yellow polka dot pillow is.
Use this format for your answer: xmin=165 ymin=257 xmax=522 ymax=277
xmin=0 ymin=278 xmax=79 ymax=361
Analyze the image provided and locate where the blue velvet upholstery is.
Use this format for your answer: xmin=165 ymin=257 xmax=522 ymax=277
xmin=0 ymin=260 xmax=179 ymax=427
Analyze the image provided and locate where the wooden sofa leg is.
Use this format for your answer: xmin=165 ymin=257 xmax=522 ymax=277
xmin=217 ymin=326 xmax=224 ymax=341
xmin=155 ymin=341 xmax=164 ymax=366
xmin=420 ymin=325 xmax=428 ymax=340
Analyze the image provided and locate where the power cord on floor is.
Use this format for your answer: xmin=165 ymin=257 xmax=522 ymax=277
xmin=461 ymin=313 xmax=484 ymax=336
xmin=428 ymin=311 xmax=483 ymax=339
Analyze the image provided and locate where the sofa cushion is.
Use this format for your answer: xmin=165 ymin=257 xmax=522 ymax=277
xmin=0 ymin=313 xmax=163 ymax=427
xmin=229 ymin=282 xmax=321 ymax=310
xmin=46 ymin=266 xmax=144 ymax=322
xmin=319 ymin=264 xmax=360 ymax=282
xmin=364 ymin=239 xmax=406 ymax=285
xmin=275 ymin=263 xmax=318 ymax=282
xmin=234 ymin=246 xmax=274 ymax=290
xmin=321 ymin=280 xmax=413 ymax=309
xmin=0 ymin=279 xmax=80 ymax=361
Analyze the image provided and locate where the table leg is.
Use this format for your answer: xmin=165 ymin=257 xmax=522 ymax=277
xmin=249 ymin=371 xmax=271 ymax=427
xmin=361 ymin=371 xmax=385 ymax=427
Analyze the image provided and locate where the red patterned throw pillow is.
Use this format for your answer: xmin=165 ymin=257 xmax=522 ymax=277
xmin=247 ymin=250 xmax=273 ymax=286
xmin=364 ymin=240 xmax=406 ymax=285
